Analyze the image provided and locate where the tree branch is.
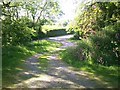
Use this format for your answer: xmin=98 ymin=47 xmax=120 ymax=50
xmin=36 ymin=1 xmax=47 ymax=23
xmin=2 ymin=0 xmax=16 ymax=8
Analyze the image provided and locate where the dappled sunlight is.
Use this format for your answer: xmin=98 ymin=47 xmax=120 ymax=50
xmin=5 ymin=35 xmax=113 ymax=88
xmin=33 ymin=54 xmax=42 ymax=58
xmin=50 ymin=48 xmax=64 ymax=53
xmin=47 ymin=35 xmax=77 ymax=49
xmin=15 ymin=68 xmax=23 ymax=71
xmin=14 ymin=58 xmax=109 ymax=88
xmin=2 ymin=0 xmax=119 ymax=88
xmin=47 ymin=55 xmax=59 ymax=60
xmin=15 ymin=54 xmax=110 ymax=88
xmin=15 ymin=74 xmax=86 ymax=88
xmin=15 ymin=68 xmax=90 ymax=88
xmin=15 ymin=55 xmax=106 ymax=88
xmin=3 ymin=40 xmax=60 ymax=87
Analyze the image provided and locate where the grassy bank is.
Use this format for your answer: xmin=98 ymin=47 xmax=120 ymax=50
xmin=2 ymin=40 xmax=61 ymax=87
xmin=59 ymin=44 xmax=119 ymax=88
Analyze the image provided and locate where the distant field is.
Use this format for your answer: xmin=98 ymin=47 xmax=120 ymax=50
xmin=39 ymin=25 xmax=70 ymax=37
xmin=42 ymin=25 xmax=66 ymax=33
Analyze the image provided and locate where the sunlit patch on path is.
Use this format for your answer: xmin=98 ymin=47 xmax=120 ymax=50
xmin=12 ymin=35 xmax=110 ymax=88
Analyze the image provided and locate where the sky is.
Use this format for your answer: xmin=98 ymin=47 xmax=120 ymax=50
xmin=58 ymin=0 xmax=82 ymax=21
xmin=17 ymin=0 xmax=79 ymax=22
xmin=9 ymin=0 xmax=87 ymax=22
xmin=58 ymin=0 xmax=76 ymax=21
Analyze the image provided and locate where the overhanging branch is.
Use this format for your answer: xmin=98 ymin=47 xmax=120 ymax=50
xmin=36 ymin=1 xmax=47 ymax=23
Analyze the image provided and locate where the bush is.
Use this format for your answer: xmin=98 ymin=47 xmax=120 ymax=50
xmin=2 ymin=17 xmax=35 ymax=46
xmin=90 ymin=28 xmax=119 ymax=66
xmin=62 ymin=24 xmax=119 ymax=66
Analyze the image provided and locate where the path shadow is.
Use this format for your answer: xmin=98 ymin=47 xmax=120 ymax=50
xmin=13 ymin=54 xmax=110 ymax=88
xmin=4 ymin=35 xmax=112 ymax=88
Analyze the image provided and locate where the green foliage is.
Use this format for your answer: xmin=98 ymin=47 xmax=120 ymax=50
xmin=72 ymin=2 xmax=120 ymax=39
xmin=2 ymin=40 xmax=61 ymax=87
xmin=38 ymin=54 xmax=48 ymax=70
xmin=68 ymin=2 xmax=120 ymax=66
xmin=60 ymin=24 xmax=119 ymax=86
xmin=62 ymin=2 xmax=120 ymax=87
xmin=42 ymin=25 xmax=66 ymax=32
xmin=2 ymin=0 xmax=64 ymax=44
xmin=2 ymin=17 xmax=35 ymax=46
xmin=67 ymin=24 xmax=119 ymax=66
xmin=90 ymin=26 xmax=119 ymax=66
xmin=46 ymin=29 xmax=68 ymax=37
xmin=32 ymin=24 xmax=70 ymax=39
xmin=60 ymin=49 xmax=119 ymax=87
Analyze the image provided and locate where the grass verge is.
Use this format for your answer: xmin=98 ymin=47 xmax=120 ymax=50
xmin=60 ymin=48 xmax=119 ymax=88
xmin=2 ymin=40 xmax=61 ymax=87
xmin=37 ymin=54 xmax=49 ymax=70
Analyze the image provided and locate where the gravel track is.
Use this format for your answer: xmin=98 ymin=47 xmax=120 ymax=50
xmin=13 ymin=35 xmax=109 ymax=88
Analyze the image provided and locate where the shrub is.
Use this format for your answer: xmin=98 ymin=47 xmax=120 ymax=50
xmin=2 ymin=17 xmax=35 ymax=46
xmin=85 ymin=25 xmax=119 ymax=66
xmin=63 ymin=24 xmax=119 ymax=66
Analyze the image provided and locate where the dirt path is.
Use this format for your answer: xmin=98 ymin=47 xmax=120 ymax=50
xmin=13 ymin=35 xmax=109 ymax=88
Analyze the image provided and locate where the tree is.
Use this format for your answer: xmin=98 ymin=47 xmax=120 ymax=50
xmin=72 ymin=1 xmax=120 ymax=39
xmin=68 ymin=1 xmax=120 ymax=65
xmin=21 ymin=0 xmax=63 ymax=40
xmin=2 ymin=0 xmax=63 ymax=46
xmin=22 ymin=0 xmax=63 ymax=26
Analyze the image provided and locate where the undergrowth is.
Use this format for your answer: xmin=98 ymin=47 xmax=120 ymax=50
xmin=60 ymin=25 xmax=119 ymax=88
